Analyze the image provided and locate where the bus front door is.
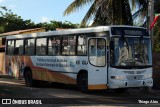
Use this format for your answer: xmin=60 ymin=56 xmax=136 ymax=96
xmin=87 ymin=37 xmax=108 ymax=90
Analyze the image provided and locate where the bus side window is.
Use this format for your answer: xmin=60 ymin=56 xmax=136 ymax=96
xmin=61 ymin=35 xmax=76 ymax=55
xmin=89 ymin=38 xmax=106 ymax=66
xmin=36 ymin=38 xmax=47 ymax=56
xmin=25 ymin=39 xmax=35 ymax=55
xmin=7 ymin=40 xmax=15 ymax=55
xmin=77 ymin=35 xmax=87 ymax=55
xmin=15 ymin=40 xmax=24 ymax=55
xmin=69 ymin=36 xmax=76 ymax=55
xmin=48 ymin=36 xmax=60 ymax=55
xmin=62 ymin=36 xmax=69 ymax=55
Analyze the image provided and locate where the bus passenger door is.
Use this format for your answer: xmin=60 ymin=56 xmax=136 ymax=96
xmin=87 ymin=37 xmax=108 ymax=90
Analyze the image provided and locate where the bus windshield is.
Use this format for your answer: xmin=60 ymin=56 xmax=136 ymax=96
xmin=110 ymin=36 xmax=152 ymax=68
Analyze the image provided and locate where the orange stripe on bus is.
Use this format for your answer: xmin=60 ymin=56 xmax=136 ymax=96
xmin=32 ymin=68 xmax=77 ymax=84
xmin=88 ymin=84 xmax=108 ymax=90
xmin=5 ymin=55 xmax=77 ymax=84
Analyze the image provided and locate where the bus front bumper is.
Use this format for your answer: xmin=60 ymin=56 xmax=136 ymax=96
xmin=109 ymin=78 xmax=153 ymax=89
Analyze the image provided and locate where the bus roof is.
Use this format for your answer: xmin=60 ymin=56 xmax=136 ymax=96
xmin=5 ymin=25 xmax=147 ymax=39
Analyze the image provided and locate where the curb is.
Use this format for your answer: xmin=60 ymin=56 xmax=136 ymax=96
xmin=0 ymin=74 xmax=14 ymax=79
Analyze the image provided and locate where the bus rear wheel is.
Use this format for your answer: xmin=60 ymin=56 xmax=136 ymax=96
xmin=24 ymin=70 xmax=38 ymax=87
xmin=78 ymin=73 xmax=88 ymax=93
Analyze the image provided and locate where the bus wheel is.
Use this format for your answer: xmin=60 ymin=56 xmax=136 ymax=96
xmin=78 ymin=74 xmax=88 ymax=93
xmin=24 ymin=70 xmax=36 ymax=87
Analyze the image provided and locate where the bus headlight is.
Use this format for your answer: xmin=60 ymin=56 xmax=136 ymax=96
xmin=116 ymin=76 xmax=125 ymax=80
xmin=144 ymin=74 xmax=152 ymax=79
xmin=111 ymin=76 xmax=125 ymax=80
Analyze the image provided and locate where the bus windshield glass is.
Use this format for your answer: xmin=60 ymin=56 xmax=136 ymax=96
xmin=111 ymin=36 xmax=152 ymax=68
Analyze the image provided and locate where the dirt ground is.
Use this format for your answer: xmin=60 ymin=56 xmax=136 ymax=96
xmin=0 ymin=76 xmax=160 ymax=107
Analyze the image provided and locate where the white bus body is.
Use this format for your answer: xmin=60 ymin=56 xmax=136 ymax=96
xmin=5 ymin=25 xmax=153 ymax=92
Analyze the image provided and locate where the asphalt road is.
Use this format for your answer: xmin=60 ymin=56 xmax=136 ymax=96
xmin=0 ymin=77 xmax=160 ymax=106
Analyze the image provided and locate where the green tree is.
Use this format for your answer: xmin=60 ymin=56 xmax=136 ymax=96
xmin=153 ymin=0 xmax=160 ymax=52
xmin=155 ymin=0 xmax=160 ymax=14
xmin=0 ymin=6 xmax=8 ymax=32
xmin=0 ymin=7 xmax=78 ymax=33
xmin=93 ymin=0 xmax=132 ymax=26
xmin=64 ymin=0 xmax=148 ymax=27
xmin=0 ymin=8 xmax=40 ymax=33
xmin=37 ymin=20 xmax=78 ymax=31
xmin=0 ymin=6 xmax=7 ymax=15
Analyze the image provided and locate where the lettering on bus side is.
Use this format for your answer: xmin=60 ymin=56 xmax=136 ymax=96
xmin=75 ymin=60 xmax=88 ymax=65
xmin=82 ymin=60 xmax=88 ymax=65
xmin=76 ymin=60 xmax=80 ymax=65
xmin=35 ymin=58 xmax=88 ymax=68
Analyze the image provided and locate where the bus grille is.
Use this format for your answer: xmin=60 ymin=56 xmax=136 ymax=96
xmin=126 ymin=75 xmax=143 ymax=80
xmin=123 ymin=71 xmax=134 ymax=74
xmin=123 ymin=70 xmax=146 ymax=74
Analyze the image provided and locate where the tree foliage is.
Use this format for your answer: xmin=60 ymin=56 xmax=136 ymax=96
xmin=0 ymin=12 xmax=39 ymax=32
xmin=153 ymin=18 xmax=160 ymax=52
xmin=153 ymin=0 xmax=160 ymax=53
xmin=0 ymin=7 xmax=78 ymax=33
xmin=92 ymin=0 xmax=133 ymax=26
xmin=64 ymin=0 xmax=160 ymax=53
xmin=37 ymin=20 xmax=78 ymax=31
xmin=64 ymin=0 xmax=149 ymax=27
xmin=155 ymin=0 xmax=160 ymax=14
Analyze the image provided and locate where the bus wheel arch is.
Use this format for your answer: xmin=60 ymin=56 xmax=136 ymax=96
xmin=23 ymin=67 xmax=31 ymax=77
xmin=77 ymin=70 xmax=88 ymax=93
xmin=23 ymin=67 xmax=37 ymax=87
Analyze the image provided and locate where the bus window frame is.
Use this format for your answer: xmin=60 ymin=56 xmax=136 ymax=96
xmin=88 ymin=38 xmax=107 ymax=67
xmin=54 ymin=33 xmax=94 ymax=56
xmin=6 ymin=39 xmax=15 ymax=55
xmin=14 ymin=39 xmax=24 ymax=56
xmin=61 ymin=35 xmax=69 ymax=55
xmin=77 ymin=33 xmax=95 ymax=56
xmin=35 ymin=37 xmax=47 ymax=56
xmin=47 ymin=35 xmax=61 ymax=56
xmin=61 ymin=35 xmax=77 ymax=56
xmin=24 ymin=37 xmax=36 ymax=56
xmin=6 ymin=32 xmax=96 ymax=57
xmin=6 ymin=40 xmax=10 ymax=55
xmin=77 ymin=34 xmax=87 ymax=56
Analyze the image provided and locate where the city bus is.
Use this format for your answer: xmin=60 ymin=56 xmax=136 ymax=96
xmin=5 ymin=25 xmax=153 ymax=92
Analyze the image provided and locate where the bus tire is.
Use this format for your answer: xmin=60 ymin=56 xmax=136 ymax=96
xmin=24 ymin=70 xmax=37 ymax=87
xmin=78 ymin=73 xmax=88 ymax=93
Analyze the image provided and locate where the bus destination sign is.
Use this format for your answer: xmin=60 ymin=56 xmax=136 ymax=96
xmin=111 ymin=27 xmax=149 ymax=36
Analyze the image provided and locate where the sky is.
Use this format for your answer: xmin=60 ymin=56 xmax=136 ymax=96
xmin=0 ymin=0 xmax=91 ymax=24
